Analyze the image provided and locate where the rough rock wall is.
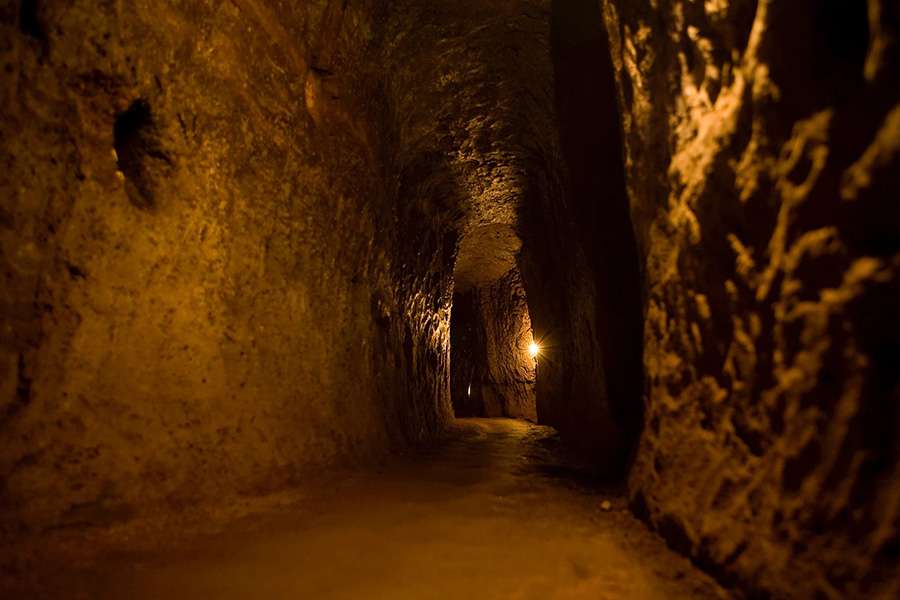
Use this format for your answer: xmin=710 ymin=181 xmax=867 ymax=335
xmin=382 ymin=0 xmax=645 ymax=472
xmin=603 ymin=0 xmax=900 ymax=596
xmin=377 ymin=0 xmax=569 ymax=440
xmin=0 ymin=0 xmax=454 ymax=534
xmin=517 ymin=0 xmax=644 ymax=473
xmin=450 ymin=269 xmax=536 ymax=421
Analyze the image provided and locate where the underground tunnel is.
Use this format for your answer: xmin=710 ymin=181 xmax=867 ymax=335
xmin=1 ymin=0 xmax=899 ymax=598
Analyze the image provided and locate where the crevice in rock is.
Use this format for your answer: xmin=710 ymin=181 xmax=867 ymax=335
xmin=64 ymin=262 xmax=87 ymax=280
xmin=113 ymin=99 xmax=173 ymax=211
xmin=517 ymin=0 xmax=643 ymax=472
xmin=12 ymin=353 xmax=32 ymax=414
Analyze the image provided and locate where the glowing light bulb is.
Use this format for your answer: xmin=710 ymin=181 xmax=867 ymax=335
xmin=528 ymin=341 xmax=540 ymax=359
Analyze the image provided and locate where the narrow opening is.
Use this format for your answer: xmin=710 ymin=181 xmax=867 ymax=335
xmin=114 ymin=99 xmax=172 ymax=210
xmin=449 ymin=267 xmax=537 ymax=421
xmin=19 ymin=0 xmax=46 ymax=42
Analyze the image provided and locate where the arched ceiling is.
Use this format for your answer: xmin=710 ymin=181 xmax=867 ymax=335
xmin=383 ymin=0 xmax=557 ymax=294
xmin=454 ymin=224 xmax=521 ymax=292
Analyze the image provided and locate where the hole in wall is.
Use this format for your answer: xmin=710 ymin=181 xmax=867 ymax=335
xmin=19 ymin=0 xmax=46 ymax=42
xmin=15 ymin=352 xmax=32 ymax=407
xmin=113 ymin=99 xmax=173 ymax=210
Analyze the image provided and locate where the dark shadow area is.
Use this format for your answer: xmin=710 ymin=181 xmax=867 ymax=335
xmin=516 ymin=429 xmax=627 ymax=495
xmin=449 ymin=289 xmax=484 ymax=417
xmin=550 ymin=0 xmax=645 ymax=467
xmin=18 ymin=0 xmax=45 ymax=42
xmin=113 ymin=99 xmax=173 ymax=210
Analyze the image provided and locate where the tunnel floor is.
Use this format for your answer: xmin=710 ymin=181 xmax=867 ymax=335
xmin=4 ymin=419 xmax=728 ymax=599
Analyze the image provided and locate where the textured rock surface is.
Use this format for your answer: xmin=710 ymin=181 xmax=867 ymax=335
xmin=0 ymin=0 xmax=456 ymax=533
xmin=4 ymin=1 xmax=898 ymax=597
xmin=382 ymin=1 xmax=631 ymax=442
xmin=1 ymin=0 xmax=621 ymax=538
xmin=450 ymin=268 xmax=536 ymax=420
xmin=602 ymin=0 xmax=900 ymax=596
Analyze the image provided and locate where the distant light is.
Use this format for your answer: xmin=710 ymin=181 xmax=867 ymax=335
xmin=467 ymin=384 xmax=472 ymax=396
xmin=529 ymin=341 xmax=540 ymax=359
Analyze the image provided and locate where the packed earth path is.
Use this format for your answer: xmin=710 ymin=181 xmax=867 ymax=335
xmin=4 ymin=419 xmax=731 ymax=599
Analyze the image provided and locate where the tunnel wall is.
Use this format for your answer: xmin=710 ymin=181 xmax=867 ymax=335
xmin=383 ymin=0 xmax=556 ymax=418
xmin=602 ymin=0 xmax=900 ymax=596
xmin=517 ymin=0 xmax=644 ymax=474
xmin=450 ymin=269 xmax=536 ymax=421
xmin=0 ymin=0 xmax=453 ymax=533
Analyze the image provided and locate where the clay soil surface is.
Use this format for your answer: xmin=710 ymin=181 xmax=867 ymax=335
xmin=3 ymin=419 xmax=731 ymax=599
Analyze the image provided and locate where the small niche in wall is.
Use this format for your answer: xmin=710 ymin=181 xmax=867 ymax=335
xmin=113 ymin=99 xmax=174 ymax=210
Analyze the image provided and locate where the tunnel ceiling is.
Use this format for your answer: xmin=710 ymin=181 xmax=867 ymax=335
xmin=383 ymin=0 xmax=557 ymax=293
xmin=454 ymin=224 xmax=521 ymax=293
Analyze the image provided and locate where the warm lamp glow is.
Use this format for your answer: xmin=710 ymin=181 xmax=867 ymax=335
xmin=528 ymin=341 xmax=540 ymax=359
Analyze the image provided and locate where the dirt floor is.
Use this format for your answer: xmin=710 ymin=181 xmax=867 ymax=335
xmin=2 ymin=419 xmax=733 ymax=599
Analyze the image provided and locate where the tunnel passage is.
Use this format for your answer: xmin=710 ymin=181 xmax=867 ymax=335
xmin=1 ymin=1 xmax=899 ymax=599
xmin=450 ymin=267 xmax=537 ymax=421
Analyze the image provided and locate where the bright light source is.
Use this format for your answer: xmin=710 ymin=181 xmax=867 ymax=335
xmin=467 ymin=384 xmax=472 ymax=396
xmin=528 ymin=341 xmax=540 ymax=359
